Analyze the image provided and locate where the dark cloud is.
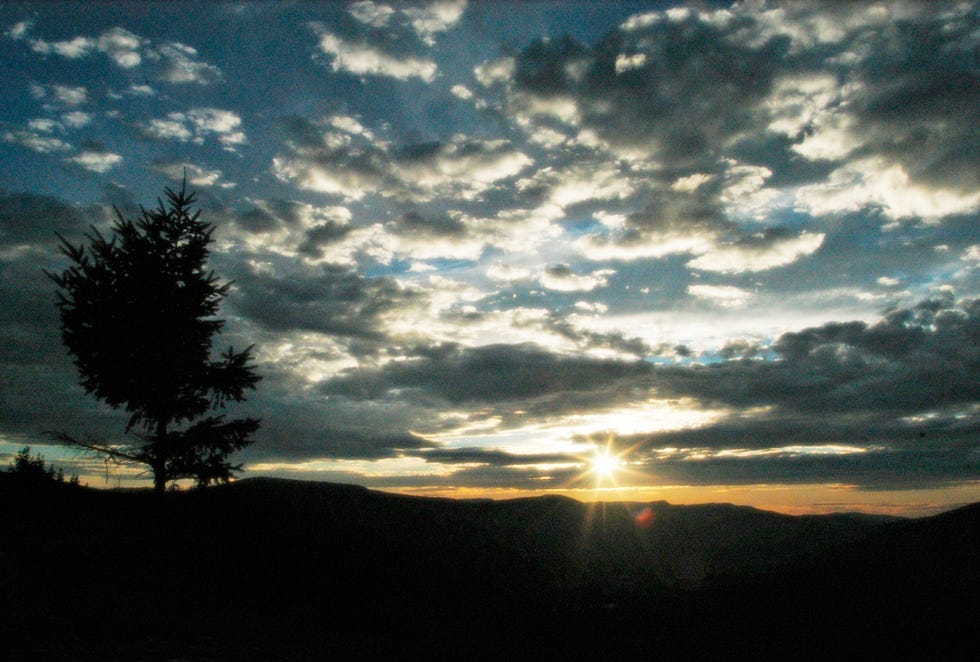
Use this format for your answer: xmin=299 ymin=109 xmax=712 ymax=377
xmin=0 ymin=192 xmax=102 ymax=247
xmin=847 ymin=6 xmax=979 ymax=189
xmin=636 ymin=441 xmax=980 ymax=490
xmin=253 ymin=425 xmax=434 ymax=462
xmin=230 ymin=263 xmax=424 ymax=341
xmin=543 ymin=314 xmax=651 ymax=358
xmin=394 ymin=210 xmax=466 ymax=237
xmin=418 ymin=447 xmax=572 ymax=467
xmin=655 ymin=294 xmax=980 ymax=415
xmin=322 ymin=342 xmax=652 ymax=405
xmin=298 ymin=221 xmax=353 ymax=258
xmin=511 ymin=15 xmax=789 ymax=169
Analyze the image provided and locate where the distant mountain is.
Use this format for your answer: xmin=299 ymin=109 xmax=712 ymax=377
xmin=2 ymin=475 xmax=976 ymax=660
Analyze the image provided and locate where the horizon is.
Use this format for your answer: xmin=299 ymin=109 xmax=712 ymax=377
xmin=1 ymin=1 xmax=979 ymax=518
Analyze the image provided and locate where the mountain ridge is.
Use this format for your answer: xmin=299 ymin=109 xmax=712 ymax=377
xmin=3 ymin=474 xmax=977 ymax=659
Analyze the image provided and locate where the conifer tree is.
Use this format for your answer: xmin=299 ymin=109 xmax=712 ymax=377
xmin=47 ymin=181 xmax=260 ymax=492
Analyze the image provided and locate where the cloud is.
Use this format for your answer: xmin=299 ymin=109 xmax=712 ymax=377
xmin=688 ymin=284 xmax=752 ymax=308
xmin=538 ymin=264 xmax=613 ymax=292
xmin=272 ymin=115 xmax=388 ymax=200
xmin=309 ymin=24 xmax=437 ymax=82
xmin=321 ymin=342 xmax=652 ymax=408
xmin=348 ymin=1 xmax=396 ymax=28
xmin=30 ymin=83 xmax=89 ymax=107
xmin=97 ymin=27 xmax=143 ymax=67
xmin=795 ymin=158 xmax=980 ymax=222
xmin=391 ymin=136 xmax=531 ymax=201
xmin=346 ymin=0 xmax=466 ymax=45
xmin=3 ymin=130 xmax=72 ymax=154
xmin=8 ymin=23 xmax=221 ymax=84
xmin=273 ymin=117 xmax=529 ymax=203
xmin=151 ymin=161 xmax=224 ymax=187
xmin=0 ymin=192 xmax=106 ymax=248
xmin=66 ymin=150 xmax=123 ymax=173
xmin=687 ymin=230 xmax=825 ymax=273
xmin=653 ymin=294 xmax=980 ymax=417
xmin=141 ymin=108 xmax=246 ymax=149
xmin=230 ymin=262 xmax=425 ymax=342
xmin=400 ymin=0 xmax=467 ymax=44
xmin=153 ymin=42 xmax=222 ymax=84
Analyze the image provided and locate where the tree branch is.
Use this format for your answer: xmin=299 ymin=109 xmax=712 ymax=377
xmin=45 ymin=431 xmax=147 ymax=465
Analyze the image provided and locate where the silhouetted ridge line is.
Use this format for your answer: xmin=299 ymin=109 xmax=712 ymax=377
xmin=4 ymin=474 xmax=977 ymax=660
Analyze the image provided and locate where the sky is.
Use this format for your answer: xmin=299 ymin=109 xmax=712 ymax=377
xmin=1 ymin=0 xmax=978 ymax=516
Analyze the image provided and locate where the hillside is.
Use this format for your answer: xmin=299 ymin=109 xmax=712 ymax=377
xmin=2 ymin=475 xmax=977 ymax=660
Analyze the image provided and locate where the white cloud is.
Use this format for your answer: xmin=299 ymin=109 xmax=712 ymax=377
xmin=50 ymin=85 xmax=88 ymax=106
xmin=61 ymin=111 xmax=92 ymax=128
xmin=513 ymin=93 xmax=581 ymax=126
xmin=12 ymin=24 xmax=222 ymax=83
xmin=688 ymin=284 xmax=753 ymax=308
xmin=615 ymin=52 xmax=647 ymax=73
xmin=3 ymin=130 xmax=72 ymax=153
xmin=573 ymin=301 xmax=608 ymax=315
xmin=145 ymin=113 xmax=195 ymax=141
xmin=486 ymin=262 xmax=532 ymax=283
xmin=154 ymin=42 xmax=222 ymax=84
xmin=153 ymin=162 xmax=224 ymax=187
xmin=311 ymin=27 xmax=437 ymax=81
xmin=187 ymin=108 xmax=240 ymax=134
xmin=31 ymin=35 xmax=95 ymax=58
xmin=6 ymin=21 xmax=32 ymax=40
xmin=143 ymin=108 xmax=245 ymax=148
xmin=539 ymin=265 xmax=614 ymax=292
xmin=97 ymin=27 xmax=143 ymax=67
xmin=395 ymin=137 xmax=531 ymax=199
xmin=547 ymin=165 xmax=634 ymax=208
xmin=575 ymin=231 xmax=715 ymax=263
xmin=474 ymin=57 xmax=514 ymax=86
xmin=67 ymin=151 xmax=123 ymax=173
xmin=347 ymin=0 xmax=466 ymax=44
xmin=451 ymin=84 xmax=473 ymax=100
xmin=27 ymin=118 xmax=57 ymax=133
xmin=401 ymin=0 xmax=467 ymax=44
xmin=671 ymin=173 xmax=713 ymax=192
xmin=186 ymin=108 xmax=246 ymax=148
xmin=620 ymin=12 xmax=661 ymax=31
xmin=765 ymin=73 xmax=847 ymax=140
xmin=687 ymin=232 xmax=825 ymax=273
xmin=720 ymin=163 xmax=782 ymax=221
xmin=129 ymin=84 xmax=155 ymax=96
xmin=348 ymin=1 xmax=396 ymax=27
xmin=272 ymin=155 xmax=381 ymax=201
xmin=795 ymin=158 xmax=980 ymax=222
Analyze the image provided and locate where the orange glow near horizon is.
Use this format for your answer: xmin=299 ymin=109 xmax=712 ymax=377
xmin=380 ymin=481 xmax=980 ymax=519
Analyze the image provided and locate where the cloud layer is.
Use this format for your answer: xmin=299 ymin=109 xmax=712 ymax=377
xmin=1 ymin=1 xmax=978 ymax=511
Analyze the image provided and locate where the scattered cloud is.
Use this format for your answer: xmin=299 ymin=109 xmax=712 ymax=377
xmin=1 ymin=2 xmax=978 ymax=504
xmin=141 ymin=108 xmax=245 ymax=148
xmin=66 ymin=150 xmax=123 ymax=173
xmin=310 ymin=23 xmax=437 ymax=82
xmin=6 ymin=23 xmax=221 ymax=84
xmin=152 ymin=161 xmax=225 ymax=187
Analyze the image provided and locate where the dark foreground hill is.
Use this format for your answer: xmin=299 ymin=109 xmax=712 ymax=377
xmin=2 ymin=475 xmax=978 ymax=660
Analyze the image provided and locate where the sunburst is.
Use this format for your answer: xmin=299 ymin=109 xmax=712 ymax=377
xmin=571 ymin=435 xmax=640 ymax=490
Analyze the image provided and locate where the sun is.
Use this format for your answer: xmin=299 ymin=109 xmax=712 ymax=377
xmin=566 ymin=436 xmax=640 ymax=491
xmin=591 ymin=450 xmax=621 ymax=480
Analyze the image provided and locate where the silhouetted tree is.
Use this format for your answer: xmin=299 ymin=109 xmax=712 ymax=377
xmin=46 ymin=181 xmax=260 ymax=492
xmin=6 ymin=446 xmax=78 ymax=485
